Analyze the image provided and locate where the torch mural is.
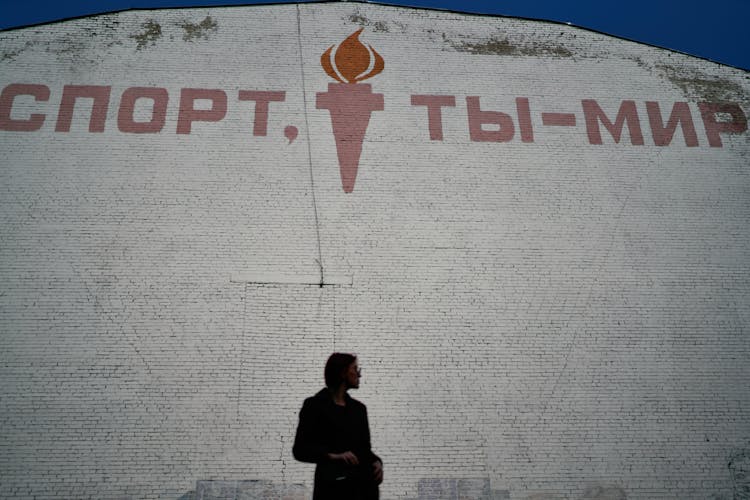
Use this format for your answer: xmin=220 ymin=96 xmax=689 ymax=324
xmin=316 ymin=29 xmax=385 ymax=193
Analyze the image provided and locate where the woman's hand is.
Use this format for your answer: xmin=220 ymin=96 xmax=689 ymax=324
xmin=327 ymin=451 xmax=360 ymax=465
xmin=372 ymin=460 xmax=383 ymax=484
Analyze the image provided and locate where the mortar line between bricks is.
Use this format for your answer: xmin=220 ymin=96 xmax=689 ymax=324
xmin=296 ymin=4 xmax=325 ymax=288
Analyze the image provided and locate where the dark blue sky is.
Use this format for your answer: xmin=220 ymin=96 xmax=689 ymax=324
xmin=1 ymin=0 xmax=748 ymax=70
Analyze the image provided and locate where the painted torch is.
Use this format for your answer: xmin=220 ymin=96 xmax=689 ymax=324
xmin=317 ymin=29 xmax=384 ymax=193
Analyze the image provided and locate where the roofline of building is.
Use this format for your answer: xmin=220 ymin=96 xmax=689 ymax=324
xmin=1 ymin=0 xmax=746 ymax=72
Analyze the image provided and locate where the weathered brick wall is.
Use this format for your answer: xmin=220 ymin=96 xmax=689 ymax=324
xmin=1 ymin=3 xmax=748 ymax=499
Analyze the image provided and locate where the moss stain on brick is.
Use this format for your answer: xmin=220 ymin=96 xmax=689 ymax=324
xmin=450 ymin=36 xmax=515 ymax=55
xmin=347 ymin=13 xmax=390 ymax=32
xmin=349 ymin=13 xmax=368 ymax=25
xmin=131 ymin=20 xmax=162 ymax=50
xmin=179 ymin=16 xmax=218 ymax=42
xmin=447 ymin=35 xmax=572 ymax=58
xmin=659 ymin=64 xmax=747 ymax=103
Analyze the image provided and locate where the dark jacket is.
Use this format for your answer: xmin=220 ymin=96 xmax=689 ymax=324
xmin=293 ymin=389 xmax=380 ymax=500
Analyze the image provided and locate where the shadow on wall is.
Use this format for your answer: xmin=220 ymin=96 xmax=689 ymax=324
xmin=176 ymin=479 xmax=628 ymax=499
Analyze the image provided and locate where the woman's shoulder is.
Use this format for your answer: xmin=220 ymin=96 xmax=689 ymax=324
xmin=344 ymin=393 xmax=367 ymax=411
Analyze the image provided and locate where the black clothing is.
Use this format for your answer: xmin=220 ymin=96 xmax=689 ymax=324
xmin=293 ymin=389 xmax=381 ymax=500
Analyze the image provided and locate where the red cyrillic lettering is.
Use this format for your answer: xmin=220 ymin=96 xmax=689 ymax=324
xmin=698 ymin=102 xmax=747 ymax=148
xmin=176 ymin=88 xmax=227 ymax=134
xmin=515 ymin=97 xmax=533 ymax=143
xmin=646 ymin=102 xmax=698 ymax=147
xmin=582 ymin=100 xmax=644 ymax=145
xmin=0 ymin=83 xmax=50 ymax=131
xmin=117 ymin=87 xmax=168 ymax=134
xmin=55 ymin=85 xmax=111 ymax=132
xmin=237 ymin=90 xmax=285 ymax=136
xmin=410 ymin=95 xmax=455 ymax=140
xmin=467 ymin=96 xmax=514 ymax=142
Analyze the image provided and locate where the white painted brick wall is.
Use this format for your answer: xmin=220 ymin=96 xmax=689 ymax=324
xmin=1 ymin=3 xmax=749 ymax=499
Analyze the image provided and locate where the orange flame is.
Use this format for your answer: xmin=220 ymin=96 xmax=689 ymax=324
xmin=321 ymin=29 xmax=384 ymax=83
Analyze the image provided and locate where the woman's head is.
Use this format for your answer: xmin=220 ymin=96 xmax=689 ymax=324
xmin=324 ymin=352 xmax=359 ymax=389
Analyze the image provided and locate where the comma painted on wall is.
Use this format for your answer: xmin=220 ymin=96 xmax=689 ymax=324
xmin=0 ymin=29 xmax=748 ymax=193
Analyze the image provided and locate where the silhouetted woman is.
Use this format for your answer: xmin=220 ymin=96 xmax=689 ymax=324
xmin=293 ymin=353 xmax=383 ymax=499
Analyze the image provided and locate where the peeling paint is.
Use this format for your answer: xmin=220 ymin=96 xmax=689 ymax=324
xmin=179 ymin=16 xmax=218 ymax=42
xmin=447 ymin=35 xmax=572 ymax=58
xmin=131 ymin=20 xmax=162 ymax=50
xmin=658 ymin=64 xmax=748 ymax=103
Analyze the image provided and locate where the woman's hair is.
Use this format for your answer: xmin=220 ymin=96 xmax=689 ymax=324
xmin=324 ymin=352 xmax=357 ymax=388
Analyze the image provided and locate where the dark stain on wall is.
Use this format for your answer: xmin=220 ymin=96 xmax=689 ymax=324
xmin=52 ymin=35 xmax=88 ymax=55
xmin=131 ymin=20 xmax=162 ymax=50
xmin=177 ymin=480 xmax=308 ymax=499
xmin=446 ymin=34 xmax=573 ymax=58
xmin=658 ymin=64 xmax=748 ymax=103
xmin=412 ymin=478 xmax=509 ymax=499
xmin=89 ymin=17 xmax=123 ymax=49
xmin=2 ymin=48 xmax=22 ymax=62
xmin=581 ymin=484 xmax=627 ymax=500
xmin=2 ymin=15 xmax=123 ymax=61
xmin=729 ymin=449 xmax=750 ymax=500
xmin=347 ymin=12 xmax=396 ymax=33
xmin=179 ymin=16 xmax=218 ymax=42
xmin=452 ymin=36 xmax=515 ymax=55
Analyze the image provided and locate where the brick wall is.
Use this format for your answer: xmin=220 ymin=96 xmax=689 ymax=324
xmin=1 ymin=3 xmax=749 ymax=499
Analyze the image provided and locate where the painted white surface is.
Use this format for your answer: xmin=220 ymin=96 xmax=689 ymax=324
xmin=1 ymin=3 xmax=749 ymax=499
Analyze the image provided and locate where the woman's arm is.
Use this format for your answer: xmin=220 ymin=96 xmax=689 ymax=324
xmin=292 ymin=399 xmax=328 ymax=463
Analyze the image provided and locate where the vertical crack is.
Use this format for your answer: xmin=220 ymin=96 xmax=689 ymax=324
xmin=297 ymin=5 xmax=325 ymax=287
xmin=236 ymin=282 xmax=247 ymax=419
xmin=279 ymin=434 xmax=287 ymax=483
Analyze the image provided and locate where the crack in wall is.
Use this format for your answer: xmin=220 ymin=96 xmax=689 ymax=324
xmin=536 ymin=145 xmax=665 ymax=426
xmin=236 ymin=282 xmax=248 ymax=419
xmin=296 ymin=5 xmax=326 ymax=289
xmin=69 ymin=262 xmax=153 ymax=376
